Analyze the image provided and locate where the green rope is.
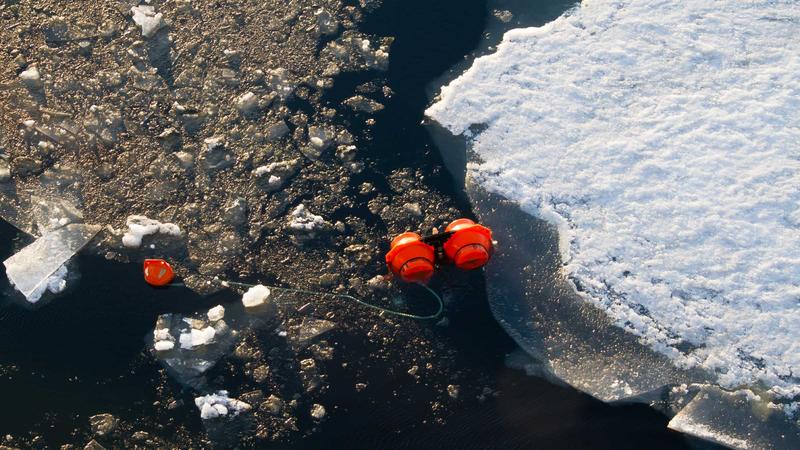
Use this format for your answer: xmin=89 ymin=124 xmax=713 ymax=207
xmin=218 ymin=280 xmax=444 ymax=320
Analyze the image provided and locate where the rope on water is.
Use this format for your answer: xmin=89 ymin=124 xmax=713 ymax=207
xmin=218 ymin=280 xmax=444 ymax=320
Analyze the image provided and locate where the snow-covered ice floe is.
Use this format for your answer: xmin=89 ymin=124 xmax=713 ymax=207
xmin=3 ymin=224 xmax=100 ymax=303
xmin=427 ymin=0 xmax=800 ymax=447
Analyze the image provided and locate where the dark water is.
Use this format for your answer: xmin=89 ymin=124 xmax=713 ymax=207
xmin=0 ymin=1 xmax=724 ymax=449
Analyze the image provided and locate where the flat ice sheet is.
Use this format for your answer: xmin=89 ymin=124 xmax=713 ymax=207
xmin=4 ymin=224 xmax=100 ymax=302
xmin=427 ymin=1 xmax=800 ymax=401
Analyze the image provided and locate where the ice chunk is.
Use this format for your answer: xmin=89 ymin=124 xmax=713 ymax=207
xmin=252 ymin=159 xmax=300 ymax=192
xmin=194 ymin=391 xmax=251 ymax=420
xmin=154 ymin=340 xmax=174 ymax=351
xmin=30 ymin=196 xmax=83 ymax=234
xmin=287 ymin=204 xmax=327 ymax=238
xmin=427 ymin=0 xmax=800 ymax=419
xmin=207 ymin=305 xmax=225 ymax=322
xmin=668 ymin=386 xmax=800 ymax=449
xmin=122 ymin=215 xmax=181 ymax=248
xmin=241 ymin=285 xmax=270 ymax=308
xmin=150 ymin=313 xmax=238 ymax=387
xmin=310 ymin=403 xmax=326 ymax=420
xmin=131 ymin=5 xmax=166 ymax=39
xmin=4 ymin=224 xmax=100 ymax=303
xmin=235 ymin=92 xmax=259 ymax=117
xmin=19 ymin=66 xmax=42 ymax=89
xmin=179 ymin=326 xmax=216 ymax=349
xmin=287 ymin=318 xmax=335 ymax=349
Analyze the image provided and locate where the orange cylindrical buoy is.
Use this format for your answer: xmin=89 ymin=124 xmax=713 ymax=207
xmin=144 ymin=259 xmax=175 ymax=287
xmin=443 ymin=219 xmax=493 ymax=270
xmin=385 ymin=232 xmax=436 ymax=283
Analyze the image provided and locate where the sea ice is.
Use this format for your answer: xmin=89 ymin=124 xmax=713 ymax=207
xmin=131 ymin=5 xmax=166 ymax=39
xmin=19 ymin=65 xmax=42 ymax=89
xmin=151 ymin=313 xmax=237 ymax=387
xmin=241 ymin=285 xmax=271 ymax=308
xmin=194 ymin=391 xmax=251 ymax=420
xmin=287 ymin=204 xmax=326 ymax=238
xmin=4 ymin=224 xmax=100 ymax=303
xmin=427 ymin=0 xmax=800 ymax=409
xmin=207 ymin=305 xmax=225 ymax=322
xmin=121 ymin=215 xmax=181 ymax=248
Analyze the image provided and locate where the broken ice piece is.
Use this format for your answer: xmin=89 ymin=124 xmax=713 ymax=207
xmin=194 ymin=391 xmax=251 ymax=420
xmin=235 ymin=92 xmax=259 ymax=117
xmin=31 ymin=196 xmax=83 ymax=234
xmin=287 ymin=204 xmax=327 ymax=237
xmin=150 ymin=313 xmax=237 ymax=386
xmin=207 ymin=305 xmax=225 ymax=322
xmin=19 ymin=66 xmax=42 ymax=90
xmin=179 ymin=326 xmax=216 ymax=349
xmin=3 ymin=224 xmax=100 ymax=303
xmin=287 ymin=318 xmax=335 ymax=349
xmin=131 ymin=5 xmax=166 ymax=38
xmin=242 ymin=285 xmax=270 ymax=308
xmin=121 ymin=215 xmax=181 ymax=248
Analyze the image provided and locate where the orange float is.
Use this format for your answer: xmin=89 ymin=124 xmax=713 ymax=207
xmin=143 ymin=259 xmax=175 ymax=287
xmin=442 ymin=219 xmax=493 ymax=270
xmin=384 ymin=232 xmax=436 ymax=283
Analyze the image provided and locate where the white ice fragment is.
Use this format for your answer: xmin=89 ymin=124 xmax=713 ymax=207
xmin=235 ymin=92 xmax=259 ymax=116
xmin=241 ymin=284 xmax=270 ymax=308
xmin=288 ymin=204 xmax=326 ymax=235
xmin=207 ymin=305 xmax=225 ymax=322
xmin=154 ymin=340 xmax=174 ymax=351
xmin=194 ymin=391 xmax=251 ymax=420
xmin=4 ymin=224 xmax=100 ymax=303
xmin=19 ymin=66 xmax=42 ymax=89
xmin=122 ymin=215 xmax=181 ymax=248
xmin=179 ymin=326 xmax=216 ymax=349
xmin=131 ymin=5 xmax=166 ymax=38
xmin=310 ymin=403 xmax=326 ymax=420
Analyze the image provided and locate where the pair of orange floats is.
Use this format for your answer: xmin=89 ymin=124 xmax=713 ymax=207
xmin=144 ymin=218 xmax=494 ymax=287
xmin=385 ymin=218 xmax=494 ymax=283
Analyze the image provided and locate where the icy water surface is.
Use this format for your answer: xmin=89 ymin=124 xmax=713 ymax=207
xmin=0 ymin=0 xmax=726 ymax=449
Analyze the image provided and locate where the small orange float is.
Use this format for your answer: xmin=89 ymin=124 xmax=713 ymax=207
xmin=385 ymin=232 xmax=436 ymax=283
xmin=443 ymin=218 xmax=494 ymax=270
xmin=144 ymin=259 xmax=175 ymax=287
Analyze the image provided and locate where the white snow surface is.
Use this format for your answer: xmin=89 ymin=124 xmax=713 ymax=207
xmin=427 ymin=1 xmax=800 ymax=397
xmin=194 ymin=391 xmax=251 ymax=420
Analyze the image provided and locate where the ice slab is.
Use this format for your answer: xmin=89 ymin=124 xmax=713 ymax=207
xmin=669 ymin=386 xmax=800 ymax=449
xmin=426 ymin=0 xmax=800 ymax=443
xmin=287 ymin=318 xmax=335 ymax=350
xmin=427 ymin=0 xmax=800 ymax=397
xmin=3 ymin=224 xmax=100 ymax=303
xmin=151 ymin=312 xmax=238 ymax=387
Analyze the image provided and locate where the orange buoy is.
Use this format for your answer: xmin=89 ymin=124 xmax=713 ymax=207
xmin=144 ymin=259 xmax=175 ymax=287
xmin=385 ymin=232 xmax=436 ymax=283
xmin=443 ymin=219 xmax=493 ymax=270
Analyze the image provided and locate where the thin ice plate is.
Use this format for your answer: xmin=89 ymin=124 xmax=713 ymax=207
xmin=3 ymin=223 xmax=100 ymax=301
